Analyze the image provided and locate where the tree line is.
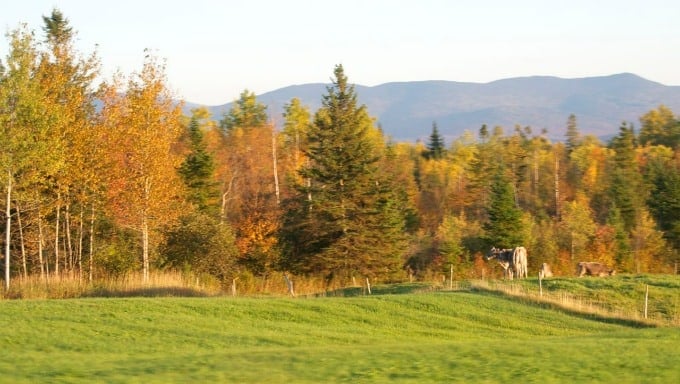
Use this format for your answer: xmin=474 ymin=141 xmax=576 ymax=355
xmin=1 ymin=10 xmax=679 ymax=291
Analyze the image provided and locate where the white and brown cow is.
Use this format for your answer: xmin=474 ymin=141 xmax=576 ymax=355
xmin=512 ymin=247 xmax=528 ymax=279
xmin=577 ymin=262 xmax=616 ymax=277
xmin=539 ymin=262 xmax=553 ymax=279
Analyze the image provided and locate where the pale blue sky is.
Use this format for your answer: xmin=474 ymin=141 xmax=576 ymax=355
xmin=2 ymin=0 xmax=679 ymax=105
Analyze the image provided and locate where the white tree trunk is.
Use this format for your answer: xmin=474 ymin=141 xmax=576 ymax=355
xmin=272 ymin=127 xmax=280 ymax=205
xmin=554 ymin=155 xmax=560 ymax=219
xmin=38 ymin=208 xmax=45 ymax=279
xmin=78 ymin=207 xmax=84 ymax=281
xmin=4 ymin=171 xmax=12 ymax=290
xmin=54 ymin=194 xmax=61 ymax=277
xmin=142 ymin=216 xmax=149 ymax=284
xmin=284 ymin=274 xmax=296 ymax=297
xmin=17 ymin=204 xmax=27 ymax=279
xmin=89 ymin=203 xmax=95 ymax=283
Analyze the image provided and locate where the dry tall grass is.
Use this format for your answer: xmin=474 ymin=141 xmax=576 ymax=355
xmin=1 ymin=271 xmax=223 ymax=299
xmin=469 ymin=279 xmax=678 ymax=327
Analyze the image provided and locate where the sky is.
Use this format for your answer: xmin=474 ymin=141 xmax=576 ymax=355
xmin=1 ymin=0 xmax=679 ymax=105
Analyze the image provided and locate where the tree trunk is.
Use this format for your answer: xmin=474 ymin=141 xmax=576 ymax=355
xmin=78 ymin=206 xmax=84 ymax=282
xmin=142 ymin=215 xmax=149 ymax=284
xmin=38 ymin=209 xmax=45 ymax=279
xmin=554 ymin=155 xmax=560 ymax=220
xmin=4 ymin=171 xmax=12 ymax=291
xmin=17 ymin=204 xmax=27 ymax=279
xmin=89 ymin=203 xmax=95 ymax=283
xmin=272 ymin=126 xmax=280 ymax=205
xmin=54 ymin=194 xmax=61 ymax=277
xmin=65 ymin=202 xmax=73 ymax=273
xmin=284 ymin=274 xmax=295 ymax=297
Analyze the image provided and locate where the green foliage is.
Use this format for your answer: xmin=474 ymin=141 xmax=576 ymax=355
xmin=425 ymin=121 xmax=445 ymax=159
xmin=280 ymin=65 xmax=407 ymax=279
xmin=646 ymin=155 xmax=680 ymax=248
xmin=608 ymin=122 xmax=644 ymax=231
xmin=483 ymin=169 xmax=525 ymax=248
xmin=639 ymin=105 xmax=680 ymax=148
xmin=179 ymin=114 xmax=219 ymax=214
xmin=1 ymin=291 xmax=678 ymax=382
xmin=565 ymin=113 xmax=581 ymax=153
xmin=160 ymin=212 xmax=239 ymax=283
xmin=220 ymin=89 xmax=268 ymax=131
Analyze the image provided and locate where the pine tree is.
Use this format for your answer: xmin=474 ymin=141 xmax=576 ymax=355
xmin=179 ymin=113 xmax=219 ymax=215
xmin=220 ymin=89 xmax=268 ymax=131
xmin=646 ymin=156 xmax=680 ymax=249
xmin=426 ymin=121 xmax=445 ymax=159
xmin=565 ymin=114 xmax=581 ymax=154
xmin=483 ymin=168 xmax=525 ymax=248
xmin=280 ymin=65 xmax=407 ymax=280
xmin=608 ymin=122 xmax=643 ymax=231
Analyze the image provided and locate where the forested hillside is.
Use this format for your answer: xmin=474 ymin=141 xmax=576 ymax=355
xmin=198 ymin=73 xmax=680 ymax=142
xmin=1 ymin=10 xmax=679 ymax=292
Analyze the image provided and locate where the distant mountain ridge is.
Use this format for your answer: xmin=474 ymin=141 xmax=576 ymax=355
xmin=185 ymin=73 xmax=680 ymax=142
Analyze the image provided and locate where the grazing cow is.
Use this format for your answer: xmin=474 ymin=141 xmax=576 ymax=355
xmin=487 ymin=246 xmax=528 ymax=279
xmin=539 ymin=263 xmax=553 ymax=279
xmin=512 ymin=247 xmax=528 ymax=279
xmin=577 ymin=262 xmax=616 ymax=277
xmin=486 ymin=247 xmax=514 ymax=279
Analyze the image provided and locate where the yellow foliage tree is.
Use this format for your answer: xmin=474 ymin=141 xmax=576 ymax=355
xmin=99 ymin=54 xmax=185 ymax=283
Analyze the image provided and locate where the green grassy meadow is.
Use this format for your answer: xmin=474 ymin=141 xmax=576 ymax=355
xmin=1 ymin=281 xmax=679 ymax=383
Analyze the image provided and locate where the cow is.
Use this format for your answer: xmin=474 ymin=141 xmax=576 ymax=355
xmin=487 ymin=246 xmax=528 ymax=279
xmin=577 ymin=262 xmax=616 ymax=277
xmin=512 ymin=246 xmax=528 ymax=279
xmin=486 ymin=247 xmax=514 ymax=279
xmin=538 ymin=263 xmax=553 ymax=279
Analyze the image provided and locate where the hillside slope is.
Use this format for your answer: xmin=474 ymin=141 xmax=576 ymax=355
xmin=189 ymin=73 xmax=680 ymax=142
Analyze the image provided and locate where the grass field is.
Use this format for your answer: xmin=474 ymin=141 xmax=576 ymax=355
xmin=1 ymin=280 xmax=679 ymax=383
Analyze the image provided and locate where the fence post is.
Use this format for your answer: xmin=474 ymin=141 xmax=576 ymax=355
xmin=539 ymin=273 xmax=543 ymax=297
xmin=365 ymin=277 xmax=372 ymax=295
xmin=449 ymin=264 xmax=453 ymax=290
xmin=644 ymin=284 xmax=649 ymax=319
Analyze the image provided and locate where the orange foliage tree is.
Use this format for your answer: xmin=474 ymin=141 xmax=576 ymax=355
xmin=99 ymin=54 xmax=185 ymax=283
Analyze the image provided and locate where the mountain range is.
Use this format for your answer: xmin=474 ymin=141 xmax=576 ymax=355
xmin=185 ymin=73 xmax=680 ymax=142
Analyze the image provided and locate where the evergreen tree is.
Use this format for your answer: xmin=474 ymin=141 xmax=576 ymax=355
xmin=607 ymin=205 xmax=633 ymax=271
xmin=426 ymin=121 xmax=445 ymax=159
xmin=220 ymin=89 xmax=268 ymax=131
xmin=280 ymin=65 xmax=407 ymax=280
xmin=607 ymin=122 xmax=643 ymax=231
xmin=179 ymin=112 xmax=219 ymax=215
xmin=483 ymin=168 xmax=524 ymax=248
xmin=565 ymin=114 xmax=581 ymax=154
xmin=646 ymin=156 xmax=680 ymax=249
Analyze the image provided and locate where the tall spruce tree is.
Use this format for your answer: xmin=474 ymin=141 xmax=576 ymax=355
xmin=608 ymin=122 xmax=643 ymax=231
xmin=426 ymin=121 xmax=445 ymax=159
xmin=565 ymin=114 xmax=581 ymax=154
xmin=179 ymin=112 xmax=219 ymax=215
xmin=483 ymin=168 xmax=525 ymax=248
xmin=280 ymin=65 xmax=407 ymax=281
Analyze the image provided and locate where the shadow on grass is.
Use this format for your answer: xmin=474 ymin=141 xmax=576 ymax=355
xmin=82 ymin=286 xmax=215 ymax=298
xmin=309 ymin=282 xmax=438 ymax=297
xmin=469 ymin=286 xmax=658 ymax=329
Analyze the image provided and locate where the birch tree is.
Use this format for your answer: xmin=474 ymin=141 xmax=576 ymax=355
xmin=100 ymin=54 xmax=185 ymax=283
xmin=0 ymin=26 xmax=54 ymax=289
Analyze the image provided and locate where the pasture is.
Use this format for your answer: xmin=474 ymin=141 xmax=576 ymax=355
xmin=1 ymin=277 xmax=679 ymax=383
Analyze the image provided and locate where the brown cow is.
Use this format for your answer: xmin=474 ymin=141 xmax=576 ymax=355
xmin=577 ymin=262 xmax=616 ymax=277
